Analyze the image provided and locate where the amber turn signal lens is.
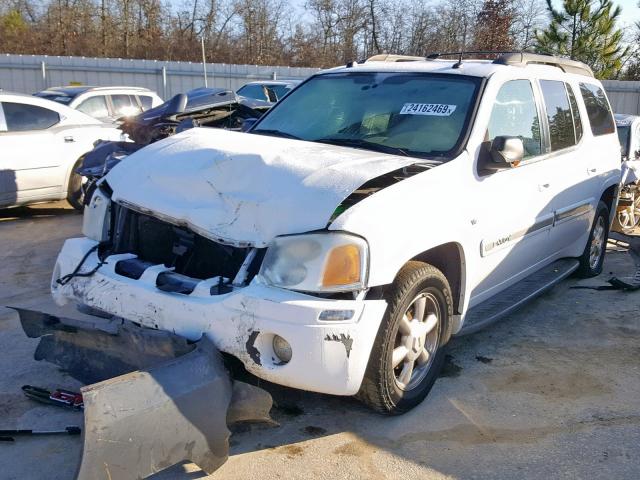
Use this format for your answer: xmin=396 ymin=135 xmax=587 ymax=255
xmin=322 ymin=244 xmax=361 ymax=287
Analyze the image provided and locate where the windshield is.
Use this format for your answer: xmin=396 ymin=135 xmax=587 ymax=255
xmin=617 ymin=125 xmax=630 ymax=157
xmin=35 ymin=93 xmax=74 ymax=105
xmin=252 ymin=72 xmax=481 ymax=158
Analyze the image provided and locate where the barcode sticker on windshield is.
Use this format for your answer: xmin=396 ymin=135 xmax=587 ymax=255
xmin=399 ymin=103 xmax=456 ymax=116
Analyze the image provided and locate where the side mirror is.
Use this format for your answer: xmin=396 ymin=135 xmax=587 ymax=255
xmin=165 ymin=94 xmax=188 ymax=117
xmin=241 ymin=118 xmax=258 ymax=132
xmin=487 ymin=136 xmax=524 ymax=171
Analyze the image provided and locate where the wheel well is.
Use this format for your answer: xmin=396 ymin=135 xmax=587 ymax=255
xmin=600 ymin=184 xmax=617 ymax=212
xmin=411 ymin=243 xmax=465 ymax=315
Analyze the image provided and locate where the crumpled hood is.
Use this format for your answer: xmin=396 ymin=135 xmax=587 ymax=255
xmin=107 ymin=128 xmax=416 ymax=247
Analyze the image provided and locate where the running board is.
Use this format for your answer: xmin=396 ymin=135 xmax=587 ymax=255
xmin=459 ymin=258 xmax=579 ymax=335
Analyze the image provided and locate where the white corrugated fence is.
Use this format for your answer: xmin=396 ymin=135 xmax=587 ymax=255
xmin=0 ymin=54 xmax=320 ymax=99
xmin=602 ymin=80 xmax=640 ymax=116
xmin=1 ymin=54 xmax=638 ymax=115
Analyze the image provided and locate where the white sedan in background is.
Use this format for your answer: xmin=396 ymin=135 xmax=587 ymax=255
xmin=0 ymin=92 xmax=122 ymax=210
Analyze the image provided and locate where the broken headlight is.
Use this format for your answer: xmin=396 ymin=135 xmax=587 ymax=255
xmin=82 ymin=188 xmax=111 ymax=242
xmin=258 ymin=232 xmax=368 ymax=292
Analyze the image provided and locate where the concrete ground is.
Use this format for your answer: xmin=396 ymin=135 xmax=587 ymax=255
xmin=1 ymin=201 xmax=639 ymax=480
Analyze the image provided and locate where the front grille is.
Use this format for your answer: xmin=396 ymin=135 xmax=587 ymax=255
xmin=109 ymin=205 xmax=264 ymax=289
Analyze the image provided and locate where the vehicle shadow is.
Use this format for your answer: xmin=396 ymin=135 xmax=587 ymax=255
xmin=0 ymin=201 xmax=78 ymax=221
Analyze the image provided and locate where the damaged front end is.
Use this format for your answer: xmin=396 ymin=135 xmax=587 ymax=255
xmin=11 ymin=307 xmax=273 ymax=479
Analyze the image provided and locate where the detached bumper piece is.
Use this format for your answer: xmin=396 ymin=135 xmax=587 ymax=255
xmin=11 ymin=307 xmax=273 ymax=480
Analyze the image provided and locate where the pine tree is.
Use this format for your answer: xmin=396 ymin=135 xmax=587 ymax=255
xmin=535 ymin=0 xmax=628 ymax=79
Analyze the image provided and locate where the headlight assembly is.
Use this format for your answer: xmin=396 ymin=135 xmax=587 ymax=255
xmin=258 ymin=232 xmax=368 ymax=292
xmin=82 ymin=188 xmax=111 ymax=242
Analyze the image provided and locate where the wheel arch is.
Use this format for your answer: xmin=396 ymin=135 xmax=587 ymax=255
xmin=600 ymin=183 xmax=618 ymax=226
xmin=410 ymin=242 xmax=466 ymax=316
xmin=368 ymin=242 xmax=467 ymax=317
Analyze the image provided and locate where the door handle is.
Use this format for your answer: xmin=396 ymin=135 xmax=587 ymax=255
xmin=64 ymin=136 xmax=75 ymax=143
xmin=539 ymin=183 xmax=551 ymax=191
xmin=587 ymin=167 xmax=597 ymax=175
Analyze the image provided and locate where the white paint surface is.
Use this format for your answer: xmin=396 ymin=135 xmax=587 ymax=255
xmin=107 ymin=128 xmax=417 ymax=246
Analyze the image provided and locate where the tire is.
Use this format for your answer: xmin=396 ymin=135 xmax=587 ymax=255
xmin=358 ymin=261 xmax=453 ymax=415
xmin=66 ymin=159 xmax=85 ymax=211
xmin=576 ymin=200 xmax=610 ymax=278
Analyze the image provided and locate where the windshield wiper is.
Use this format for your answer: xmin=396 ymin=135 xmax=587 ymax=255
xmin=252 ymin=129 xmax=301 ymax=140
xmin=315 ymin=137 xmax=409 ymax=156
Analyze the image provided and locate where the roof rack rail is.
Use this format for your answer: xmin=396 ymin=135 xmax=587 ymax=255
xmin=426 ymin=50 xmax=593 ymax=77
xmin=493 ymin=52 xmax=593 ymax=77
xmin=365 ymin=54 xmax=424 ymax=63
xmin=426 ymin=50 xmax=522 ymax=59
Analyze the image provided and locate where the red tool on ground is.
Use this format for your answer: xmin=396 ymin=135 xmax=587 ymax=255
xmin=22 ymin=385 xmax=84 ymax=410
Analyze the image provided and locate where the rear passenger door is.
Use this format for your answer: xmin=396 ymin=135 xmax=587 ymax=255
xmin=536 ymin=80 xmax=592 ymax=255
xmin=76 ymin=95 xmax=111 ymax=122
xmin=0 ymin=101 xmax=64 ymax=205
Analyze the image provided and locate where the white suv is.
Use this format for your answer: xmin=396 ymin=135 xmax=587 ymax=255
xmin=35 ymin=86 xmax=163 ymax=123
xmin=52 ymin=53 xmax=620 ymax=413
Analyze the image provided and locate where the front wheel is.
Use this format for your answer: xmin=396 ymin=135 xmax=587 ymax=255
xmin=358 ymin=261 xmax=452 ymax=415
xmin=576 ymin=201 xmax=610 ymax=277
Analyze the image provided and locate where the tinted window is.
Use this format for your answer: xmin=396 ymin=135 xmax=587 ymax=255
xmin=237 ymin=84 xmax=268 ymax=101
xmin=138 ymin=95 xmax=153 ymax=110
xmin=487 ymin=80 xmax=542 ymax=159
xmin=76 ymin=96 xmax=109 ymax=119
xmin=579 ymin=83 xmax=615 ymax=136
xmin=618 ymin=125 xmax=630 ymax=157
xmin=270 ymin=84 xmax=293 ymax=100
xmin=539 ymin=80 xmax=576 ymax=151
xmin=2 ymin=102 xmax=60 ymax=131
xmin=111 ymin=94 xmax=141 ymax=117
xmin=254 ymin=72 xmax=481 ymax=158
xmin=566 ymin=84 xmax=583 ymax=142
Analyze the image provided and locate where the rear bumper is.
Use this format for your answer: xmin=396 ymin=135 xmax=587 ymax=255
xmin=51 ymin=237 xmax=387 ymax=395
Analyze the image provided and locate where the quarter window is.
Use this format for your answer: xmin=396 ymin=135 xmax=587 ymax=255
xmin=579 ymin=83 xmax=615 ymax=136
xmin=77 ymin=96 xmax=109 ymax=119
xmin=1 ymin=102 xmax=60 ymax=131
xmin=138 ymin=95 xmax=153 ymax=110
xmin=539 ymin=80 xmax=576 ymax=151
xmin=487 ymin=80 xmax=542 ymax=159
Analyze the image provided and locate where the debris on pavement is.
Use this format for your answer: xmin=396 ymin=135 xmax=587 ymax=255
xmin=10 ymin=306 xmax=274 ymax=479
xmin=22 ymin=385 xmax=84 ymax=410
xmin=0 ymin=426 xmax=81 ymax=442
xmin=574 ymin=232 xmax=640 ymax=290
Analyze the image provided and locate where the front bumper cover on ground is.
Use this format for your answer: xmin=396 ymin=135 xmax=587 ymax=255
xmin=11 ymin=307 xmax=273 ymax=480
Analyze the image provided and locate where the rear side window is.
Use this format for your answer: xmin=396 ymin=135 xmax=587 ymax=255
xmin=111 ymin=94 xmax=142 ymax=117
xmin=487 ymin=80 xmax=542 ymax=159
xmin=579 ymin=83 xmax=615 ymax=136
xmin=138 ymin=95 xmax=153 ymax=110
xmin=1 ymin=102 xmax=60 ymax=131
xmin=539 ymin=80 xmax=576 ymax=151
xmin=76 ymin=96 xmax=109 ymax=119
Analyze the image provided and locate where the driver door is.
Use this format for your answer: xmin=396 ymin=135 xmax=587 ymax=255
xmin=469 ymin=79 xmax=556 ymax=305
